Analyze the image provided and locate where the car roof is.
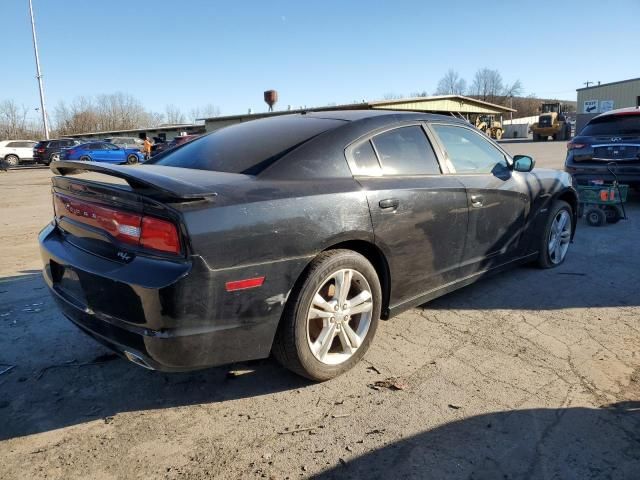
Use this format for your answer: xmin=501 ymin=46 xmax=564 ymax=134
xmin=301 ymin=109 xmax=465 ymax=124
xmin=593 ymin=106 xmax=640 ymax=120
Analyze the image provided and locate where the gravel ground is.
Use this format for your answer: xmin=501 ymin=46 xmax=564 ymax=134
xmin=1 ymin=140 xmax=639 ymax=479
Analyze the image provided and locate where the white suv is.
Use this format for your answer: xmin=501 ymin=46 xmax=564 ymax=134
xmin=0 ymin=140 xmax=37 ymax=167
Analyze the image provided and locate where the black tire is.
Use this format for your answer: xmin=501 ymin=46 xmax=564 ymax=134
xmin=537 ymin=200 xmax=573 ymax=268
xmin=532 ymin=134 xmax=540 ymax=141
xmin=603 ymin=205 xmax=622 ymax=224
xmin=126 ymin=154 xmax=139 ymax=165
xmin=48 ymin=152 xmax=60 ymax=164
xmin=79 ymin=155 xmax=91 ymax=162
xmin=4 ymin=155 xmax=19 ymax=167
xmin=272 ymin=249 xmax=382 ymax=381
xmin=585 ymin=207 xmax=606 ymax=227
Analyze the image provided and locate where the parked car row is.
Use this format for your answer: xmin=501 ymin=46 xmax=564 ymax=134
xmin=1 ymin=132 xmax=203 ymax=168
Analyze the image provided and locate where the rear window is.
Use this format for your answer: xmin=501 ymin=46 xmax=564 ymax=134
xmin=581 ymin=114 xmax=640 ymax=136
xmin=149 ymin=115 xmax=343 ymax=174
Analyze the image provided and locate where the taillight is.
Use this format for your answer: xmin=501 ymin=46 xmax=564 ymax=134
xmin=53 ymin=193 xmax=180 ymax=255
xmin=67 ymin=149 xmax=76 ymax=156
xmin=567 ymin=142 xmax=587 ymax=150
xmin=37 ymin=148 xmax=45 ymax=153
xmin=140 ymin=216 xmax=180 ymax=254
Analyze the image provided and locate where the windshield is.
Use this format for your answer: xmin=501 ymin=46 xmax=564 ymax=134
xmin=148 ymin=115 xmax=343 ymax=174
xmin=581 ymin=115 xmax=640 ymax=136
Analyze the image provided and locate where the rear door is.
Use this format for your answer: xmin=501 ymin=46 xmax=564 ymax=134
xmin=428 ymin=123 xmax=529 ymax=276
xmin=103 ymin=143 xmax=125 ymax=163
xmin=84 ymin=143 xmax=102 ymax=161
xmin=347 ymin=123 xmax=468 ymax=307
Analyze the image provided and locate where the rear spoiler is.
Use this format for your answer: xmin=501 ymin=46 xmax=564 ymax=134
xmin=51 ymin=161 xmax=218 ymax=200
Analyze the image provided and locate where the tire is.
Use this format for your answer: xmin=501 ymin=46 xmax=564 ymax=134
xmin=532 ymin=134 xmax=540 ymax=141
xmin=126 ymin=154 xmax=139 ymax=165
xmin=585 ymin=207 xmax=606 ymax=227
xmin=4 ymin=155 xmax=19 ymax=167
xmin=495 ymin=129 xmax=503 ymax=140
xmin=272 ymin=249 xmax=382 ymax=381
xmin=79 ymin=155 xmax=91 ymax=162
xmin=537 ymin=200 xmax=573 ymax=268
xmin=603 ymin=205 xmax=621 ymax=224
xmin=49 ymin=152 xmax=60 ymax=164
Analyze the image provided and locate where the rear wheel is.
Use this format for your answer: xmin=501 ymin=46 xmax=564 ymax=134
xmin=272 ymin=249 xmax=381 ymax=381
xmin=126 ymin=154 xmax=139 ymax=165
xmin=4 ymin=155 xmax=19 ymax=167
xmin=532 ymin=133 xmax=540 ymax=141
xmin=538 ymin=200 xmax=573 ymax=268
xmin=50 ymin=152 xmax=60 ymax=163
xmin=79 ymin=155 xmax=91 ymax=162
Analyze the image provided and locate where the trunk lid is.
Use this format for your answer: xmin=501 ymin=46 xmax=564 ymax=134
xmin=50 ymin=161 xmax=253 ymax=261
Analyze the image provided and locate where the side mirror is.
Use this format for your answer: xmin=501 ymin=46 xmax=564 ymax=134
xmin=513 ymin=155 xmax=535 ymax=172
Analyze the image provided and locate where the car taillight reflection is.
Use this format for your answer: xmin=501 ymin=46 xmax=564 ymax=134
xmin=53 ymin=193 xmax=180 ymax=255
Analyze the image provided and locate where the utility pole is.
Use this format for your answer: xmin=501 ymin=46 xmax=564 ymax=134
xmin=28 ymin=0 xmax=50 ymax=139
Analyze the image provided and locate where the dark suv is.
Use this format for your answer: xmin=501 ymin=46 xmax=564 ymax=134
xmin=565 ymin=107 xmax=640 ymax=186
xmin=33 ymin=139 xmax=81 ymax=165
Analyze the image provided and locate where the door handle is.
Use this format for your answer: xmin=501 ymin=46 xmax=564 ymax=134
xmin=470 ymin=194 xmax=484 ymax=208
xmin=379 ymin=198 xmax=399 ymax=210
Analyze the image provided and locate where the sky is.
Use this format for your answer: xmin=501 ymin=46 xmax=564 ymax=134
xmin=1 ymin=0 xmax=639 ymax=123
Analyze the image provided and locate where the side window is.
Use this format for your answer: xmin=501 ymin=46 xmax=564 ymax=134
xmin=348 ymin=139 xmax=382 ymax=176
xmin=6 ymin=142 xmax=19 ymax=147
xmin=371 ymin=126 xmax=440 ymax=175
xmin=87 ymin=143 xmax=102 ymax=150
xmin=431 ymin=124 xmax=507 ymax=174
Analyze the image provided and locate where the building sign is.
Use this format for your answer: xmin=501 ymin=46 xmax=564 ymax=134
xmin=584 ymin=100 xmax=598 ymax=113
xmin=599 ymin=100 xmax=614 ymax=113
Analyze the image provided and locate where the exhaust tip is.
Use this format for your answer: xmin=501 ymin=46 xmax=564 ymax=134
xmin=124 ymin=351 xmax=154 ymax=370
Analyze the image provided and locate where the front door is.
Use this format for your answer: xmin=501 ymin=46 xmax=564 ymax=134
xmin=428 ymin=123 xmax=529 ymax=276
xmin=347 ymin=124 xmax=468 ymax=308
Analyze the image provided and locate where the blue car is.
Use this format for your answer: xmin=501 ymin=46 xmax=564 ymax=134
xmin=60 ymin=142 xmax=144 ymax=164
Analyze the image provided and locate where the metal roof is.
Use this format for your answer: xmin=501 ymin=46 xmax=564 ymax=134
xmin=66 ymin=123 xmax=203 ymax=138
xmin=197 ymin=95 xmax=515 ymax=122
xmin=576 ymin=77 xmax=640 ymax=92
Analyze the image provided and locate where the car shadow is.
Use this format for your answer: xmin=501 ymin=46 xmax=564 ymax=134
xmin=0 ymin=273 xmax=309 ymax=441
xmin=312 ymin=402 xmax=640 ymax=479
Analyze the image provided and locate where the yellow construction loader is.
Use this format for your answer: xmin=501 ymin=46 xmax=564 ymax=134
xmin=475 ymin=115 xmax=504 ymax=140
xmin=531 ymin=102 xmax=572 ymax=141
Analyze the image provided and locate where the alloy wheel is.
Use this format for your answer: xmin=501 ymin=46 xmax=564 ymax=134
xmin=548 ymin=210 xmax=571 ymax=264
xmin=306 ymin=268 xmax=373 ymax=365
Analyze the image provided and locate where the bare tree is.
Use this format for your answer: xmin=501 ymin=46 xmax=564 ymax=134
xmin=0 ymin=100 xmax=38 ymax=139
xmin=469 ymin=68 xmax=522 ymax=104
xmin=53 ymin=93 xmax=164 ymax=135
xmin=409 ymin=90 xmax=429 ymax=98
xmin=435 ymin=70 xmax=466 ymax=95
xmin=383 ymin=93 xmax=404 ymax=100
xmin=165 ymin=104 xmax=186 ymax=125
xmin=189 ymin=104 xmax=221 ymax=122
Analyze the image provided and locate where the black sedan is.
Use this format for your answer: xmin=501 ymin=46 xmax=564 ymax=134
xmin=40 ymin=111 xmax=577 ymax=380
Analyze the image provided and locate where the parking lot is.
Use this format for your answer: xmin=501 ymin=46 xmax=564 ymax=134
xmin=1 ymin=140 xmax=639 ymax=479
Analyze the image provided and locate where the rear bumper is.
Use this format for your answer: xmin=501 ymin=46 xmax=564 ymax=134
xmin=39 ymin=223 xmax=299 ymax=371
xmin=565 ymin=163 xmax=640 ymax=185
